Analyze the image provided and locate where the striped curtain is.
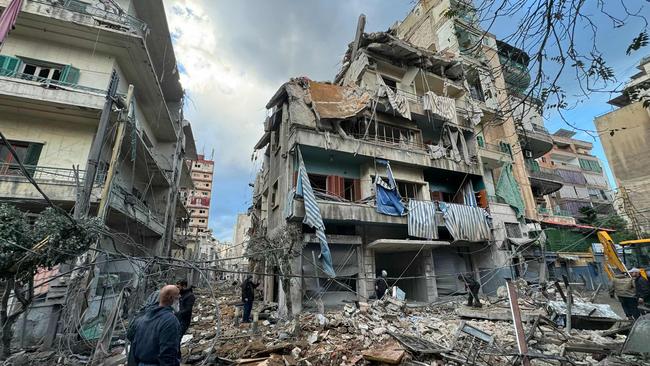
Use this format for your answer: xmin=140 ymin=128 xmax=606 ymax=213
xmin=296 ymin=150 xmax=335 ymax=278
xmin=439 ymin=202 xmax=491 ymax=242
xmin=408 ymin=200 xmax=438 ymax=239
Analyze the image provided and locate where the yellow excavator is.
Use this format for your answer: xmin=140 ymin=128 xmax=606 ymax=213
xmin=598 ymin=231 xmax=650 ymax=280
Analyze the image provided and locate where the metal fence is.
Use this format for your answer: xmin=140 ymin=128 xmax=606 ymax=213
xmin=28 ymin=0 xmax=147 ymax=37
xmin=0 ymin=163 xmax=106 ymax=186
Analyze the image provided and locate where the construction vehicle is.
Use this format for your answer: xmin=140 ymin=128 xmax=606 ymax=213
xmin=598 ymin=231 xmax=650 ymax=280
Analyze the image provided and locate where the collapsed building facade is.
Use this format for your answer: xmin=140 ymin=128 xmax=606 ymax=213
xmin=249 ymin=0 xmax=562 ymax=315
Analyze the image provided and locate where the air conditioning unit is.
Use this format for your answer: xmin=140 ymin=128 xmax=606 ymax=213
xmin=524 ymin=150 xmax=533 ymax=158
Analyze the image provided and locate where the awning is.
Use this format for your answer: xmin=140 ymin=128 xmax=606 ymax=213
xmin=254 ymin=131 xmax=271 ymax=150
xmin=368 ymin=239 xmax=450 ymax=252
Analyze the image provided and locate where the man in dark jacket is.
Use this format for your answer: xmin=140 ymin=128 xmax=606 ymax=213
xmin=241 ymin=276 xmax=259 ymax=323
xmin=458 ymin=273 xmax=482 ymax=308
xmin=131 ymin=285 xmax=181 ymax=366
xmin=630 ymin=268 xmax=650 ymax=304
xmin=175 ymin=280 xmax=196 ymax=335
xmin=375 ymin=270 xmax=389 ymax=300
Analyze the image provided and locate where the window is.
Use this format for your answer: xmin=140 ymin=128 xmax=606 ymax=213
xmin=578 ymin=158 xmax=602 ymax=173
xmin=199 ymin=210 xmax=205 ymax=214
xmin=270 ymin=180 xmax=279 ymax=208
xmin=467 ymin=72 xmax=485 ymax=101
xmin=205 ymin=183 xmax=210 ymax=187
xmin=397 ymin=181 xmax=420 ymax=199
xmin=202 ymin=192 xmax=208 ymax=196
xmin=199 ymin=219 xmax=206 ymax=223
xmin=204 ymin=174 xmax=209 ymax=178
xmin=381 ymin=76 xmax=397 ymax=90
xmin=505 ymin=222 xmax=522 ymax=238
xmin=541 ymin=157 xmax=547 ymax=163
xmin=307 ymin=174 xmax=328 ymax=193
xmin=272 ymin=128 xmax=281 ymax=153
xmin=195 ymin=164 xmax=201 ymax=168
xmin=369 ymin=122 xmax=419 ymax=147
xmin=476 ymin=135 xmax=485 ymax=147
xmin=1 ymin=56 xmax=81 ymax=85
xmin=0 ymin=140 xmax=43 ymax=176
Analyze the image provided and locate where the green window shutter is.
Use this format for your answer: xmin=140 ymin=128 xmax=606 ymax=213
xmin=578 ymin=158 xmax=588 ymax=170
xmin=0 ymin=55 xmax=22 ymax=77
xmin=24 ymin=143 xmax=43 ymax=177
xmin=477 ymin=135 xmax=485 ymax=147
xmin=591 ymin=160 xmax=601 ymax=172
xmin=60 ymin=65 xmax=80 ymax=85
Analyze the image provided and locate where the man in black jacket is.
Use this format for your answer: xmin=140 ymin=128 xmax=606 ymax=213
xmin=130 ymin=285 xmax=181 ymax=366
xmin=241 ymin=276 xmax=259 ymax=323
xmin=175 ymin=280 xmax=196 ymax=335
xmin=458 ymin=273 xmax=482 ymax=308
xmin=630 ymin=268 xmax=650 ymax=304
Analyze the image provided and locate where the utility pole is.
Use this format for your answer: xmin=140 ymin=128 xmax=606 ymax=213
xmin=74 ymin=70 xmax=120 ymax=219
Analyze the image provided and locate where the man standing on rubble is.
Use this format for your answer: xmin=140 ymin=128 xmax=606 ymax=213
xmin=130 ymin=285 xmax=181 ymax=366
xmin=629 ymin=268 xmax=650 ymax=305
xmin=375 ymin=270 xmax=389 ymax=300
xmin=175 ymin=280 xmax=196 ymax=335
xmin=458 ymin=273 xmax=482 ymax=308
xmin=610 ymin=272 xmax=640 ymax=319
xmin=241 ymin=275 xmax=259 ymax=323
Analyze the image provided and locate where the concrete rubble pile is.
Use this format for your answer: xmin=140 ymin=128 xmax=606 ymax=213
xmin=177 ymin=281 xmax=648 ymax=366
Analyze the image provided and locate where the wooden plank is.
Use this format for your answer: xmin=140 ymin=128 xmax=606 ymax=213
xmin=362 ymin=341 xmax=405 ymax=364
xmin=506 ymin=279 xmax=531 ymax=366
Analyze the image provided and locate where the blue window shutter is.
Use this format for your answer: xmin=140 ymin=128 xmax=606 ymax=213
xmin=0 ymin=55 xmax=22 ymax=76
xmin=61 ymin=65 xmax=80 ymax=84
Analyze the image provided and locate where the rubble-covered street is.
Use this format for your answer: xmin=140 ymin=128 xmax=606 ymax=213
xmin=170 ymin=280 xmax=646 ymax=366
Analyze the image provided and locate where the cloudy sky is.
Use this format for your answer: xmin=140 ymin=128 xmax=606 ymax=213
xmin=163 ymin=0 xmax=648 ymax=241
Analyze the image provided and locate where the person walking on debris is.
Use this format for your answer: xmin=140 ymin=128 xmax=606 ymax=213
xmin=610 ymin=271 xmax=640 ymax=319
xmin=129 ymin=285 xmax=181 ymax=366
xmin=458 ymin=273 xmax=482 ymax=308
xmin=375 ymin=270 xmax=389 ymax=299
xmin=629 ymin=268 xmax=650 ymax=306
xmin=241 ymin=275 xmax=259 ymax=323
xmin=175 ymin=280 xmax=196 ymax=335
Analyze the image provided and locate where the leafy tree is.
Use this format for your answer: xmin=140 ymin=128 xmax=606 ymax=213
xmin=0 ymin=204 xmax=100 ymax=359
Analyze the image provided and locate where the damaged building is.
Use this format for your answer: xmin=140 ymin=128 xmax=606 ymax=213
xmin=249 ymin=0 xmax=558 ymax=315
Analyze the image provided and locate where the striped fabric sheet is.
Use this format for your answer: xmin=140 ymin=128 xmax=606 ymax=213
xmin=408 ymin=200 xmax=438 ymax=239
xmin=438 ymin=202 xmax=491 ymax=242
xmin=296 ymin=151 xmax=336 ymax=278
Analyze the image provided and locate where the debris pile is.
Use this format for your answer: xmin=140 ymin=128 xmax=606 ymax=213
xmin=177 ymin=280 xmax=647 ymax=365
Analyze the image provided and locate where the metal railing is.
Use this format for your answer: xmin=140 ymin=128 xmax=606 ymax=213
xmin=479 ymin=141 xmax=510 ymax=155
xmin=0 ymin=163 xmax=106 ymax=186
xmin=347 ymin=131 xmax=427 ymax=151
xmin=111 ymin=185 xmax=165 ymax=230
xmin=527 ymin=164 xmax=563 ymax=182
xmin=27 ymin=0 xmax=147 ymax=37
xmin=0 ymin=68 xmax=107 ymax=95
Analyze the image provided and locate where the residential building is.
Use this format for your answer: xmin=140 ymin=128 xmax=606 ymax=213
xmin=595 ymin=55 xmax=650 ymax=234
xmin=249 ymin=0 xmax=554 ymax=315
xmin=181 ymin=154 xmax=215 ymax=237
xmin=0 ymin=0 xmax=195 ymax=344
xmin=533 ymin=129 xmax=614 ymax=222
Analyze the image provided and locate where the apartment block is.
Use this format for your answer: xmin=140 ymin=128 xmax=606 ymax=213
xmin=181 ymin=154 xmax=215 ymax=237
xmin=0 ymin=0 xmax=195 ymax=342
xmin=249 ymin=0 xmax=553 ymax=315
xmin=595 ymin=56 xmax=650 ymax=233
xmin=533 ymin=129 xmax=613 ymax=221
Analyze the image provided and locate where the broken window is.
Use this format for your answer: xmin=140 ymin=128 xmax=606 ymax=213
xmin=307 ymin=174 xmax=327 ymax=194
xmin=381 ymin=76 xmax=397 ymax=90
xmin=270 ymin=180 xmax=279 ymax=208
xmin=466 ymin=71 xmax=485 ymax=102
xmin=369 ymin=122 xmax=420 ymax=147
xmin=505 ymin=222 xmax=522 ymax=238
xmin=272 ymin=128 xmax=281 ymax=153
xmin=397 ymin=180 xmax=420 ymax=199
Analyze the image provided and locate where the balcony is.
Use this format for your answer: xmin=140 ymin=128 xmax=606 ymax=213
xmin=12 ymin=0 xmax=147 ymax=38
xmin=0 ymin=163 xmax=104 ymax=203
xmin=517 ymin=124 xmax=553 ymax=159
xmin=0 ymin=68 xmax=106 ymax=111
xmin=500 ymin=56 xmax=531 ymax=94
xmin=108 ymin=185 xmax=165 ymax=236
xmin=527 ymin=162 xmax=563 ymax=196
xmin=289 ymin=127 xmax=482 ymax=176
xmin=478 ymin=141 xmax=512 ymax=169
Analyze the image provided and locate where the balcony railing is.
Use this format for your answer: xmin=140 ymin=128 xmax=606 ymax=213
xmin=26 ymin=0 xmax=148 ymax=37
xmin=0 ymin=163 xmax=106 ymax=186
xmin=0 ymin=67 xmax=107 ymax=95
xmin=111 ymin=185 xmax=165 ymax=231
xmin=527 ymin=165 xmax=562 ymax=182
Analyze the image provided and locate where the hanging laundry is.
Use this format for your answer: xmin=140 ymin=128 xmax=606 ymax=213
xmin=468 ymin=99 xmax=484 ymax=125
xmin=495 ymin=163 xmax=525 ymax=218
xmin=462 ymin=180 xmax=477 ymax=207
xmin=408 ymin=199 xmax=438 ymax=240
xmin=438 ymin=202 xmax=491 ymax=242
xmin=422 ymin=91 xmax=457 ymax=123
xmin=376 ymin=73 xmax=411 ymax=120
xmin=296 ymin=150 xmax=336 ymax=278
xmin=445 ymin=125 xmax=472 ymax=165
xmin=427 ymin=142 xmax=445 ymax=160
xmin=0 ymin=0 xmax=23 ymax=45
xmin=375 ymin=159 xmax=406 ymax=216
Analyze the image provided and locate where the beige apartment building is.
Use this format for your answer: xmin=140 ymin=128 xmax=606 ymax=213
xmin=181 ymin=154 xmax=215 ymax=236
xmin=0 ymin=0 xmax=195 ymax=343
xmin=595 ymin=56 xmax=650 ymax=234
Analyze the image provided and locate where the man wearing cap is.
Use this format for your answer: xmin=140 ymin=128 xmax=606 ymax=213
xmin=629 ymin=268 xmax=650 ymax=305
xmin=375 ymin=270 xmax=389 ymax=300
xmin=610 ymin=271 xmax=640 ymax=319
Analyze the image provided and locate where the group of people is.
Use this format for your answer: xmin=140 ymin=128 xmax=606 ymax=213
xmin=127 ymin=280 xmax=196 ymax=366
xmin=610 ymin=267 xmax=650 ymax=319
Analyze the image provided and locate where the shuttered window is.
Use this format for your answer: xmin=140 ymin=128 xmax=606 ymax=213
xmin=0 ymin=140 xmax=44 ymax=176
xmin=0 ymin=55 xmax=22 ymax=76
xmin=578 ymin=158 xmax=601 ymax=173
xmin=0 ymin=55 xmax=80 ymax=85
